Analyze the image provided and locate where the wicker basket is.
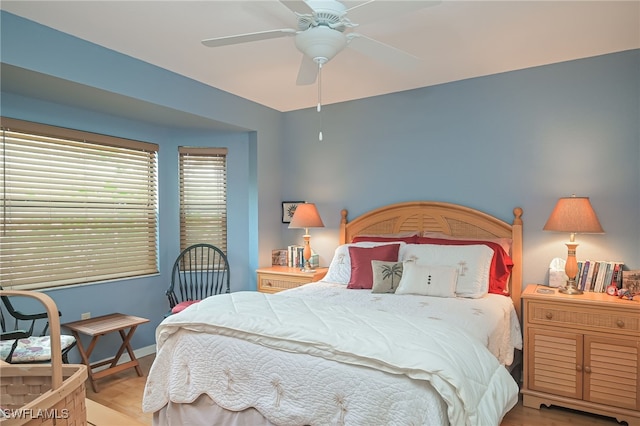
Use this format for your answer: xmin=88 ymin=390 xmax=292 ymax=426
xmin=0 ymin=290 xmax=88 ymax=426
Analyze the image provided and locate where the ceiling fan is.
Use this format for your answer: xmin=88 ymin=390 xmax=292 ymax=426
xmin=201 ymin=0 xmax=438 ymax=86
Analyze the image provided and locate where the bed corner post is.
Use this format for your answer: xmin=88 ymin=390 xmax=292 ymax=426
xmin=339 ymin=209 xmax=348 ymax=245
xmin=511 ymin=207 xmax=524 ymax=322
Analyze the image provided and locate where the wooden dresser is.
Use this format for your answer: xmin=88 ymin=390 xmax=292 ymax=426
xmin=256 ymin=266 xmax=328 ymax=294
xmin=522 ymin=284 xmax=640 ymax=426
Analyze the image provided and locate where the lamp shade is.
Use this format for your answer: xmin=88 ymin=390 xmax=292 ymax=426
xmin=543 ymin=196 xmax=604 ymax=234
xmin=288 ymin=203 xmax=325 ymax=229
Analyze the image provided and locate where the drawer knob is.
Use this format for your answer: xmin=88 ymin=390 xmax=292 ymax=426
xmin=617 ymin=319 xmax=625 ymax=328
xmin=545 ymin=312 xmax=553 ymax=319
xmin=584 ymin=366 xmax=591 ymax=374
xmin=266 ymin=281 xmax=273 ymax=287
xmin=576 ymin=365 xmax=582 ymax=372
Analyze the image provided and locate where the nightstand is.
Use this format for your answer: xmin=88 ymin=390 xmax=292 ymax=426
xmin=256 ymin=266 xmax=328 ymax=294
xmin=521 ymin=284 xmax=640 ymax=426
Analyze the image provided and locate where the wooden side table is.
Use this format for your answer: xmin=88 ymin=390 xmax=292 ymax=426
xmin=63 ymin=313 xmax=149 ymax=392
xmin=257 ymin=266 xmax=328 ymax=293
xmin=521 ymin=285 xmax=640 ymax=426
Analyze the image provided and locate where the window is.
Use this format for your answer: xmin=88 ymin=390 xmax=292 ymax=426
xmin=0 ymin=118 xmax=159 ymax=290
xmin=178 ymin=147 xmax=227 ymax=253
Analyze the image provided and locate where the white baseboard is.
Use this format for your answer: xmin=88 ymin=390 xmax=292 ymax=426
xmin=90 ymin=344 xmax=156 ymax=372
xmin=133 ymin=344 xmax=157 ymax=359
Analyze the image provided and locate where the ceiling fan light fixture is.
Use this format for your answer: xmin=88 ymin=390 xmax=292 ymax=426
xmin=295 ymin=25 xmax=347 ymax=63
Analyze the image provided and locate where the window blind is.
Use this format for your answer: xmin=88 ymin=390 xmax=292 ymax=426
xmin=179 ymin=147 xmax=227 ymax=254
xmin=0 ymin=118 xmax=159 ymax=290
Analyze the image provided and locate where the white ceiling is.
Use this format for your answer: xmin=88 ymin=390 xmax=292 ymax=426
xmin=2 ymin=1 xmax=639 ymax=112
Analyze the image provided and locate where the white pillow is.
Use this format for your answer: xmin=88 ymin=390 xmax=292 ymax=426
xmin=395 ymin=262 xmax=458 ymax=297
xmin=401 ymin=244 xmax=493 ymax=298
xmin=324 ymin=241 xmax=406 ymax=284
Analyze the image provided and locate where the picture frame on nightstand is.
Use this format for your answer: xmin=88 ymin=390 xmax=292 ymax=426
xmin=622 ymin=270 xmax=640 ymax=294
xmin=272 ymin=249 xmax=288 ymax=266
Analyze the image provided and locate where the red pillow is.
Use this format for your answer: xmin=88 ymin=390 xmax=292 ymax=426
xmin=415 ymin=237 xmax=514 ymax=295
xmin=347 ymin=244 xmax=401 ymax=289
xmin=352 ymin=235 xmax=418 ymax=244
xmin=171 ymin=299 xmax=201 ymax=314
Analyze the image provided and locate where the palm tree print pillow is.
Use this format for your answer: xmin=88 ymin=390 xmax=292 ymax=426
xmin=371 ymin=260 xmax=403 ymax=294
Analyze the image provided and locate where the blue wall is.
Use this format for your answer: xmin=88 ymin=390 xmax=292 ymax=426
xmin=1 ymin=91 xmax=257 ymax=359
xmin=1 ymin=12 xmax=284 ymax=361
xmin=1 ymin=11 xmax=639 ymax=360
xmin=281 ymin=49 xmax=640 ymax=290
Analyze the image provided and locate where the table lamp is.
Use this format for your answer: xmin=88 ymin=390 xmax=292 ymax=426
xmin=288 ymin=202 xmax=324 ymax=272
xmin=543 ymin=195 xmax=604 ymax=294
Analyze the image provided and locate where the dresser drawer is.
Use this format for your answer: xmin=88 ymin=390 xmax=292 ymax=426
xmin=526 ymin=300 xmax=639 ymax=334
xmin=256 ymin=267 xmax=328 ymax=294
xmin=257 ymin=273 xmax=310 ymax=293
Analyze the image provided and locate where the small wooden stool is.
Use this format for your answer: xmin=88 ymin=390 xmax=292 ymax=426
xmin=63 ymin=313 xmax=149 ymax=392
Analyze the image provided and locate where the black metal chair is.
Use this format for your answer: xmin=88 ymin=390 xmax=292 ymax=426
xmin=0 ymin=288 xmax=76 ymax=363
xmin=166 ymin=244 xmax=230 ymax=315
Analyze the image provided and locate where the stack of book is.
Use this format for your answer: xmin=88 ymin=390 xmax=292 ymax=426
xmin=576 ymin=260 xmax=624 ymax=292
xmin=287 ymin=245 xmax=305 ymax=268
xmin=272 ymin=246 xmax=319 ymax=269
xmin=286 ymin=245 xmax=319 ymax=269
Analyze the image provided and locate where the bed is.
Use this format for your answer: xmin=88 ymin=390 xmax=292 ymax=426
xmin=143 ymin=201 xmax=524 ymax=426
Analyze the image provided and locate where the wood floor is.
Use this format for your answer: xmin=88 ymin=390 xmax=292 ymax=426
xmin=86 ymin=354 xmax=626 ymax=426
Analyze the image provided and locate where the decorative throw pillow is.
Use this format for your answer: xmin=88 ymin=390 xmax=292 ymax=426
xmin=371 ymin=260 xmax=404 ymax=294
xmin=395 ymin=262 xmax=458 ymax=297
xmin=415 ymin=237 xmax=513 ymax=295
xmin=171 ymin=299 xmax=201 ymax=314
xmin=347 ymin=244 xmax=401 ymax=289
xmin=325 ymin=242 xmax=405 ymax=284
xmin=402 ymin=243 xmax=494 ymax=298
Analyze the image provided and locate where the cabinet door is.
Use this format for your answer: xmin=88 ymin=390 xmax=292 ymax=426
xmin=527 ymin=328 xmax=583 ymax=399
xmin=584 ymin=334 xmax=639 ymax=410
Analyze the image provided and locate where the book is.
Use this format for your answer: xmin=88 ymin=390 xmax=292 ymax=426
xmin=584 ymin=260 xmax=596 ymax=291
xmin=602 ymin=262 xmax=614 ymax=291
xmin=593 ymin=261 xmax=607 ymax=293
xmin=578 ymin=260 xmax=590 ymax=291
xmin=576 ymin=261 xmax=583 ymax=286
xmin=611 ymin=263 xmax=624 ymax=288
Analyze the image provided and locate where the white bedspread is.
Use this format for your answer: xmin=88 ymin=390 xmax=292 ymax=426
xmin=282 ymin=280 xmax=523 ymax=366
xmin=144 ymin=291 xmax=518 ymax=426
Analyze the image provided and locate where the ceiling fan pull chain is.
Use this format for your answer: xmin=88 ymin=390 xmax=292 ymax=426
xmin=317 ymin=61 xmax=323 ymax=141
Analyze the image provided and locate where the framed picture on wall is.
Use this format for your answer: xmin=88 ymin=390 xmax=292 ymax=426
xmin=282 ymin=201 xmax=304 ymax=223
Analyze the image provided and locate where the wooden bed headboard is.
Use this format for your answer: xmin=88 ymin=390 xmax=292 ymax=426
xmin=339 ymin=201 xmax=524 ymax=320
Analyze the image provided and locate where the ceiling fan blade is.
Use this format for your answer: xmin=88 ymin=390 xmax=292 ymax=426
xmin=202 ymin=29 xmax=296 ymax=48
xmin=344 ymin=0 xmax=440 ymax=25
xmin=296 ymin=55 xmax=319 ymax=86
xmin=347 ymin=33 xmax=421 ymax=69
xmin=280 ymin=0 xmax=315 ymax=15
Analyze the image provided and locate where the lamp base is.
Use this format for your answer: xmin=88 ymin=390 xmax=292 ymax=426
xmin=301 ymin=259 xmax=316 ymax=273
xmin=559 ymin=279 xmax=583 ymax=295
